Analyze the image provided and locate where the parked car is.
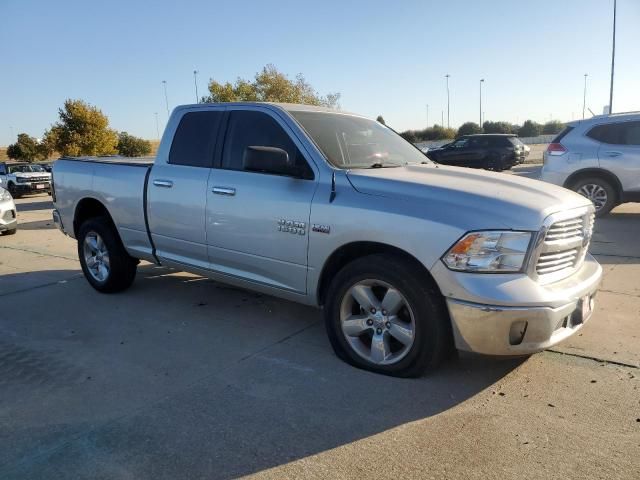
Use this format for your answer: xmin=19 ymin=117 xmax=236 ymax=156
xmin=0 ymin=186 xmax=17 ymax=235
xmin=0 ymin=162 xmax=52 ymax=198
xmin=540 ymin=112 xmax=640 ymax=216
xmin=427 ymin=134 xmax=529 ymax=171
xmin=38 ymin=161 xmax=54 ymax=172
xmin=52 ymin=103 xmax=601 ymax=377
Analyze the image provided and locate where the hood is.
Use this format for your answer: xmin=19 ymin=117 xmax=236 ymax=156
xmin=346 ymin=164 xmax=591 ymax=231
xmin=13 ymin=171 xmax=51 ymax=179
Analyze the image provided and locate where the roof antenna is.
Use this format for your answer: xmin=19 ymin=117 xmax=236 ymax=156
xmin=329 ymin=171 xmax=337 ymax=203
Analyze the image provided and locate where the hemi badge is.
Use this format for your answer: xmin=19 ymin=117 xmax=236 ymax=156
xmin=312 ymin=224 xmax=331 ymax=234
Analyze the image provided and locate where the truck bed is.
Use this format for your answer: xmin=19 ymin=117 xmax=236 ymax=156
xmin=53 ymin=157 xmax=155 ymax=261
xmin=58 ymin=156 xmax=155 ymax=167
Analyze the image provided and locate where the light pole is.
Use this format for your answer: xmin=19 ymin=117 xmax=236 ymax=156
xmin=154 ymin=112 xmax=160 ymax=140
xmin=609 ymin=0 xmax=617 ymax=113
xmin=479 ymin=79 xmax=485 ymax=127
xmin=426 ymin=104 xmax=429 ymax=127
xmin=445 ymin=74 xmax=451 ymax=129
xmin=193 ymin=70 xmax=199 ymax=103
xmin=162 ymin=80 xmax=169 ymax=117
xmin=441 ymin=110 xmax=444 ymax=127
xmin=582 ymin=74 xmax=588 ymax=119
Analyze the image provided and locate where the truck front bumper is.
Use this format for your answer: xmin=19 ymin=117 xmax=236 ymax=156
xmin=434 ymin=254 xmax=602 ymax=356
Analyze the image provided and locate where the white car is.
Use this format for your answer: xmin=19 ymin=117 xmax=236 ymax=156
xmin=0 ymin=162 xmax=52 ymax=198
xmin=0 ymin=187 xmax=17 ymax=235
xmin=540 ymin=112 xmax=640 ymax=216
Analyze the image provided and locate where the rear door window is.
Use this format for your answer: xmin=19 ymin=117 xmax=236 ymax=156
xmin=587 ymin=123 xmax=624 ymax=145
xmin=621 ymin=121 xmax=640 ymax=146
xmin=169 ymin=111 xmax=223 ymax=167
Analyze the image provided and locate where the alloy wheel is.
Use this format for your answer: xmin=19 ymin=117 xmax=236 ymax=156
xmin=83 ymin=231 xmax=110 ymax=282
xmin=339 ymin=279 xmax=416 ymax=365
xmin=577 ymin=183 xmax=608 ymax=211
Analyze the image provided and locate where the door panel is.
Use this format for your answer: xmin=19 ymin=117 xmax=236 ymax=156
xmin=206 ymin=169 xmax=315 ymax=292
xmin=148 ymin=164 xmax=211 ymax=267
xmin=147 ymin=109 xmax=224 ymax=268
xmin=206 ymin=109 xmax=317 ymax=293
xmin=596 ymin=121 xmax=640 ymax=193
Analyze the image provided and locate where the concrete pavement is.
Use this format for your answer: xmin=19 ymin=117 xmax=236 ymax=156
xmin=0 ymin=190 xmax=638 ymax=479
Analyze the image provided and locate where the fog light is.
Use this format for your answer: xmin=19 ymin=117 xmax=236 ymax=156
xmin=509 ymin=320 xmax=528 ymax=345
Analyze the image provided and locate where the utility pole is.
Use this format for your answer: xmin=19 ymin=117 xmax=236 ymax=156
xmin=441 ymin=110 xmax=444 ymax=127
xmin=154 ymin=113 xmax=160 ymax=140
xmin=193 ymin=70 xmax=199 ymax=103
xmin=426 ymin=104 xmax=429 ymax=127
xmin=608 ymin=0 xmax=617 ymax=114
xmin=162 ymin=80 xmax=169 ymax=117
xmin=582 ymin=74 xmax=588 ymax=119
xmin=479 ymin=79 xmax=485 ymax=127
xmin=445 ymin=74 xmax=451 ymax=129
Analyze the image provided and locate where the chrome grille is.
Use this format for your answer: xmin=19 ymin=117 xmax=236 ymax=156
xmin=534 ymin=210 xmax=594 ymax=281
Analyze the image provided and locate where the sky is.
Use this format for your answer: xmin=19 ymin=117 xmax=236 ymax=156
xmin=1 ymin=0 xmax=639 ymax=146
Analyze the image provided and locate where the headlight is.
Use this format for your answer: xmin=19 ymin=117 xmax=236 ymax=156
xmin=16 ymin=177 xmax=28 ymax=183
xmin=443 ymin=231 xmax=532 ymax=272
xmin=0 ymin=188 xmax=11 ymax=201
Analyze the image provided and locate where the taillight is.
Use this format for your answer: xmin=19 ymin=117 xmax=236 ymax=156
xmin=546 ymin=143 xmax=567 ymax=156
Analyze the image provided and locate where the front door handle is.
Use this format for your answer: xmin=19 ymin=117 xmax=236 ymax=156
xmin=604 ymin=151 xmax=623 ymax=157
xmin=153 ymin=179 xmax=173 ymax=188
xmin=212 ymin=186 xmax=236 ymax=196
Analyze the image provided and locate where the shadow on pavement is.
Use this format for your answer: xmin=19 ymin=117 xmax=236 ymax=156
xmin=0 ymin=265 xmax=525 ymax=479
xmin=13 ymin=199 xmax=53 ymax=212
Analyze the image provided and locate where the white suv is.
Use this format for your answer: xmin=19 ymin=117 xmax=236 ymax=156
xmin=540 ymin=112 xmax=640 ymax=216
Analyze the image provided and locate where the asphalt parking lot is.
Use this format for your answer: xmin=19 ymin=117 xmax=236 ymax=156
xmin=1 ymin=167 xmax=639 ymax=479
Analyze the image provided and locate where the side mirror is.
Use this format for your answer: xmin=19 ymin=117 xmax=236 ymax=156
xmin=243 ymin=146 xmax=295 ymax=176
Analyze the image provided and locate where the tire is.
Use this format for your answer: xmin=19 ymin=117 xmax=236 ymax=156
xmin=7 ymin=183 xmax=21 ymax=199
xmin=1 ymin=228 xmax=17 ymax=236
xmin=77 ymin=216 xmax=137 ymax=293
xmin=570 ymin=177 xmax=617 ymax=217
xmin=485 ymin=152 xmax=505 ymax=172
xmin=324 ymin=254 xmax=450 ymax=377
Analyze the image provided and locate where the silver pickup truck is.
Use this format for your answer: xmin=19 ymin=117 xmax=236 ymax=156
xmin=52 ymin=103 xmax=602 ymax=377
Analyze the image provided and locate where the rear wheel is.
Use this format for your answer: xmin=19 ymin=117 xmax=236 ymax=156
xmin=77 ymin=217 xmax=137 ymax=293
xmin=324 ymin=254 xmax=450 ymax=377
xmin=570 ymin=177 xmax=617 ymax=217
xmin=485 ymin=152 xmax=505 ymax=171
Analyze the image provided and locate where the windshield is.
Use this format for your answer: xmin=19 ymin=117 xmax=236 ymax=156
xmin=8 ymin=164 xmax=46 ymax=173
xmin=291 ymin=111 xmax=430 ymax=168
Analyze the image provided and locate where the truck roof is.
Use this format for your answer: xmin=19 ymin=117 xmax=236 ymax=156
xmin=175 ymin=102 xmax=360 ymax=117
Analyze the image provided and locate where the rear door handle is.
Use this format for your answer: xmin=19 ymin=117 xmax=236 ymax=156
xmin=153 ymin=179 xmax=173 ymax=188
xmin=604 ymin=151 xmax=623 ymax=157
xmin=212 ymin=186 xmax=236 ymax=196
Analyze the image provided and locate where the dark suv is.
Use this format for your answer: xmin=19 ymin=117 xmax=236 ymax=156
xmin=426 ymin=134 xmax=528 ymax=171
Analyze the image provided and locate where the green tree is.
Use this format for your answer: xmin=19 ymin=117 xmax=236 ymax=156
xmin=482 ymin=121 xmax=513 ymax=134
xmin=117 ymin=132 xmax=152 ymax=157
xmin=518 ymin=120 xmax=542 ymax=137
xmin=542 ymin=120 xmax=564 ymax=135
xmin=457 ymin=122 xmax=482 ymax=136
xmin=203 ymin=64 xmax=340 ymax=108
xmin=376 ymin=115 xmax=386 ymax=125
xmin=46 ymin=99 xmax=118 ymax=157
xmin=400 ymin=130 xmax=417 ymax=143
xmin=6 ymin=133 xmax=40 ymax=161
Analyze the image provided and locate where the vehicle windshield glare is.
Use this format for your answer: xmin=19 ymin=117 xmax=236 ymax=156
xmin=291 ymin=111 xmax=430 ymax=169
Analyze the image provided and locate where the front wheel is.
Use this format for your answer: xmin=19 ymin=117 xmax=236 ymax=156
xmin=1 ymin=228 xmax=17 ymax=236
xmin=324 ymin=254 xmax=450 ymax=377
xmin=77 ymin=217 xmax=138 ymax=293
xmin=7 ymin=183 xmax=20 ymax=199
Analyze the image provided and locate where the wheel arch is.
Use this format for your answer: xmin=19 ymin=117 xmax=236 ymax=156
xmin=563 ymin=168 xmax=623 ymax=202
xmin=316 ymin=241 xmax=444 ymax=307
xmin=73 ymin=197 xmax=118 ymax=238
